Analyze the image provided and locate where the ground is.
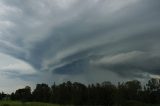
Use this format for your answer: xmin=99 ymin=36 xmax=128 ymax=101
xmin=0 ymin=101 xmax=59 ymax=106
xmin=1 ymin=100 xmax=160 ymax=106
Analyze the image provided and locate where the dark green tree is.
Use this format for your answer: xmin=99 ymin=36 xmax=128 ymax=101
xmin=14 ymin=86 xmax=32 ymax=102
xmin=32 ymin=83 xmax=51 ymax=102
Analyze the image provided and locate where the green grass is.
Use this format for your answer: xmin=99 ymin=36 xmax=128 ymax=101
xmin=2 ymin=100 xmax=160 ymax=106
xmin=0 ymin=101 xmax=60 ymax=106
xmin=114 ymin=101 xmax=160 ymax=106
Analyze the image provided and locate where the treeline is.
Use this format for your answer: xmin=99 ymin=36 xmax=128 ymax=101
xmin=2 ymin=78 xmax=160 ymax=105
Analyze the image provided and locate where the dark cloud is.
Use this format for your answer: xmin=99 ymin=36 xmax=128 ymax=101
xmin=54 ymin=58 xmax=89 ymax=75
xmin=0 ymin=0 xmax=160 ymax=86
xmin=94 ymin=51 xmax=160 ymax=77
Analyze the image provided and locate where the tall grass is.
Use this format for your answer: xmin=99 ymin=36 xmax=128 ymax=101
xmin=0 ymin=101 xmax=60 ymax=106
xmin=1 ymin=100 xmax=160 ymax=106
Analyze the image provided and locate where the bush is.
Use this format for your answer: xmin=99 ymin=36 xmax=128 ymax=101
xmin=2 ymin=104 xmax=10 ymax=106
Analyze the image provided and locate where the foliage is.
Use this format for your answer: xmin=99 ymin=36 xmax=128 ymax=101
xmin=3 ymin=78 xmax=160 ymax=106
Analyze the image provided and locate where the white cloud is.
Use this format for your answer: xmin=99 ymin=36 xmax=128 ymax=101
xmin=0 ymin=74 xmax=34 ymax=93
xmin=0 ymin=1 xmax=21 ymax=16
xmin=0 ymin=53 xmax=36 ymax=93
xmin=93 ymin=51 xmax=144 ymax=65
xmin=0 ymin=53 xmax=36 ymax=75
xmin=0 ymin=20 xmax=14 ymax=28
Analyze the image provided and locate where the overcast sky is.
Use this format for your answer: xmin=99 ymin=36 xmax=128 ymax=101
xmin=0 ymin=0 xmax=160 ymax=93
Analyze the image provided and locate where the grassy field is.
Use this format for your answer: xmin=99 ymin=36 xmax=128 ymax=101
xmin=1 ymin=101 xmax=160 ymax=106
xmin=0 ymin=101 xmax=60 ymax=106
xmin=120 ymin=101 xmax=160 ymax=106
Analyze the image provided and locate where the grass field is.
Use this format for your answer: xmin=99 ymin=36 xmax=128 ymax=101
xmin=1 ymin=101 xmax=160 ymax=106
xmin=0 ymin=101 xmax=60 ymax=106
xmin=120 ymin=101 xmax=160 ymax=106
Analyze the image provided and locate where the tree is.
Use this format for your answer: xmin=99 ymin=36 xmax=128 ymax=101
xmin=125 ymin=80 xmax=142 ymax=100
xmin=51 ymin=82 xmax=56 ymax=103
xmin=32 ymin=83 xmax=51 ymax=102
xmin=101 ymin=81 xmax=116 ymax=106
xmin=146 ymin=78 xmax=160 ymax=92
xmin=10 ymin=92 xmax=15 ymax=100
xmin=72 ymin=82 xmax=87 ymax=105
xmin=146 ymin=78 xmax=160 ymax=104
xmin=14 ymin=86 xmax=32 ymax=102
xmin=9 ymin=78 xmax=160 ymax=105
xmin=0 ymin=92 xmax=7 ymax=100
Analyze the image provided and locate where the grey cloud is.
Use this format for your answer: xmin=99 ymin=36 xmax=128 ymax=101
xmin=0 ymin=0 xmax=160 ymax=83
xmin=94 ymin=51 xmax=160 ymax=78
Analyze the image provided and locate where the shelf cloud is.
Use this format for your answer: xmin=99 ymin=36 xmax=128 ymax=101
xmin=0 ymin=0 xmax=160 ymax=92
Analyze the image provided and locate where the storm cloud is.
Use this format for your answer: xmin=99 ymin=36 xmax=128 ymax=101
xmin=0 ymin=0 xmax=160 ymax=92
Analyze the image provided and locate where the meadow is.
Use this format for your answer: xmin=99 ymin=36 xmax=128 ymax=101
xmin=1 ymin=101 xmax=160 ymax=106
xmin=0 ymin=101 xmax=59 ymax=106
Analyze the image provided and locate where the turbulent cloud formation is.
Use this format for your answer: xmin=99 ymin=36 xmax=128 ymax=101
xmin=0 ymin=0 xmax=160 ymax=91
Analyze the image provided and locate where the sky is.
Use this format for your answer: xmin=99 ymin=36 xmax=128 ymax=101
xmin=0 ymin=0 xmax=160 ymax=93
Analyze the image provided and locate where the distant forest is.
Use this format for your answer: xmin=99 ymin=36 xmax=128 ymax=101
xmin=1 ymin=78 xmax=160 ymax=106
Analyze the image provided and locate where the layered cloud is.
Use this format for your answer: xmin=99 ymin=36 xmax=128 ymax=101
xmin=0 ymin=0 xmax=160 ymax=91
